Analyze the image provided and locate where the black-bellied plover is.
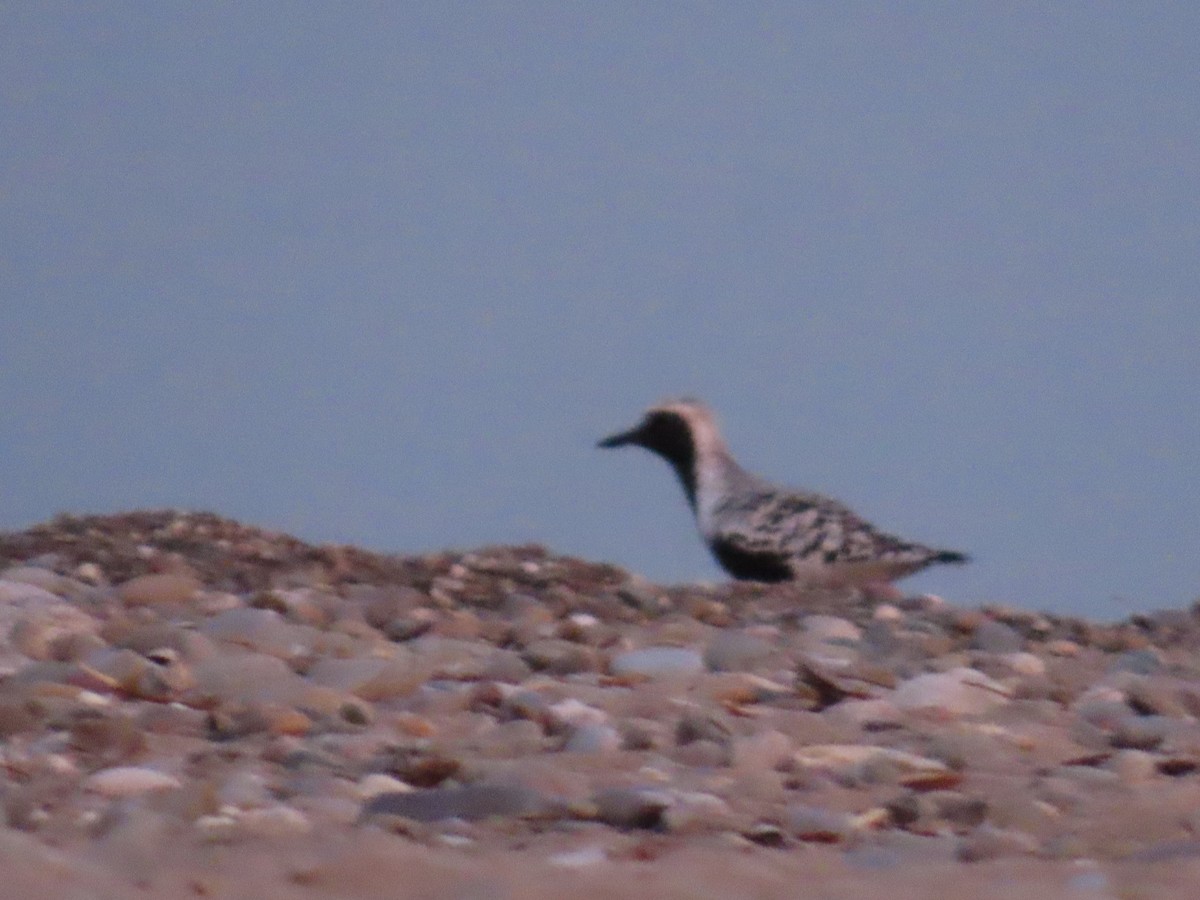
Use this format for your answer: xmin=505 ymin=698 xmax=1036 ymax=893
xmin=598 ymin=399 xmax=968 ymax=587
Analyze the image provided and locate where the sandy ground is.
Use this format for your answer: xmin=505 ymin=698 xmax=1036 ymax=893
xmin=3 ymin=827 xmax=1199 ymax=900
xmin=3 ymin=510 xmax=1200 ymax=899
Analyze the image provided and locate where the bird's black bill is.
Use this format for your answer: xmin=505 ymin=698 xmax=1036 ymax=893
xmin=597 ymin=428 xmax=638 ymax=449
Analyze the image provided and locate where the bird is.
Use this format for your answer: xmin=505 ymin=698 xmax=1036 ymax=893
xmin=597 ymin=399 xmax=968 ymax=588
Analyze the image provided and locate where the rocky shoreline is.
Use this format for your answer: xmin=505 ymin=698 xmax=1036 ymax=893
xmin=2 ymin=510 xmax=1200 ymax=897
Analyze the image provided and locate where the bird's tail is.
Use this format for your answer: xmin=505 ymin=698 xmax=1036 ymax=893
xmin=930 ymin=549 xmax=970 ymax=565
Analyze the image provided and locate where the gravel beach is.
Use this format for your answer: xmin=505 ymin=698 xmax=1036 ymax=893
xmin=2 ymin=510 xmax=1200 ymax=898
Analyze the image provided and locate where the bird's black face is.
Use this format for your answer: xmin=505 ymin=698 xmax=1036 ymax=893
xmin=598 ymin=409 xmax=699 ymax=508
xmin=597 ymin=410 xmax=692 ymax=457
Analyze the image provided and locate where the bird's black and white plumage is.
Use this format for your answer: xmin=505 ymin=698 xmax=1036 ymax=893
xmin=598 ymin=399 xmax=968 ymax=587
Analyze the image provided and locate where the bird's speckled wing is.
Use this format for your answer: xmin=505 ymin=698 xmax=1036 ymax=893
xmin=711 ymin=488 xmax=938 ymax=568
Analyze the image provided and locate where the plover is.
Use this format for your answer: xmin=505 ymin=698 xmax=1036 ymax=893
xmin=598 ymin=399 xmax=968 ymax=587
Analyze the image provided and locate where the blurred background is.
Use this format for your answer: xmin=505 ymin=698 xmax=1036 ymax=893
xmin=3 ymin=4 xmax=1198 ymax=617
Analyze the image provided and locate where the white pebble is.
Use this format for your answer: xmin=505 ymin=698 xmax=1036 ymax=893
xmin=549 ymin=846 xmax=607 ymax=868
xmin=357 ymin=773 xmax=413 ymax=798
xmin=892 ymin=667 xmax=1012 ymax=716
xmin=238 ymin=805 xmax=311 ymax=836
xmin=85 ymin=766 xmax=181 ymax=797
xmin=1003 ymin=652 xmax=1047 ymax=677
xmin=548 ymin=698 xmax=609 ymax=728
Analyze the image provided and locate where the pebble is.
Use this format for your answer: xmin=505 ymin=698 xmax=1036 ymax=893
xmin=1072 ymin=687 xmax=1130 ymax=729
xmin=671 ymin=738 xmax=729 ymax=767
xmin=802 ymin=615 xmax=862 ymax=644
xmin=194 ymin=814 xmax=239 ymax=840
xmin=0 ymin=579 xmax=68 ymax=608
xmin=826 ymin=698 xmax=904 ymax=729
xmin=1124 ymin=839 xmax=1200 ymax=863
xmin=548 ymin=845 xmax=607 ymax=868
xmin=1000 ymin=651 xmax=1047 ymax=677
xmin=702 ymin=630 xmax=772 ymax=672
xmin=117 ymin=573 xmax=202 ymax=606
xmin=619 ymin=719 xmax=667 ymax=751
xmin=479 ymin=650 xmax=533 ymax=683
xmin=617 ymin=578 xmax=669 ymax=615
xmin=675 ymin=711 xmax=731 ymax=746
xmin=4 ymin=567 xmax=86 ymax=598
xmin=970 ymin=619 xmax=1024 ymax=653
xmin=546 ymin=698 xmax=608 ymax=729
xmin=521 ymin=639 xmax=599 ymax=674
xmin=730 ymin=729 xmax=792 ymax=772
xmin=69 ymin=712 xmax=147 ymax=762
xmin=1066 ymin=866 xmax=1111 ymax=893
xmin=860 ymin=619 xmax=903 ymax=656
xmin=660 ymin=791 xmax=733 ymax=833
xmin=609 ymin=647 xmax=704 ymax=678
xmin=9 ymin=610 xmax=99 ymax=662
xmin=563 ymin=723 xmax=623 ymax=754
xmin=84 ymin=766 xmax=182 ymax=797
xmin=1046 ymin=639 xmax=1081 ymax=657
xmin=236 ymin=804 xmax=312 ymax=837
xmin=1108 ymin=716 xmax=1170 ymax=751
xmin=1107 ymin=648 xmax=1165 ymax=676
xmin=306 ymin=655 xmax=427 ymax=701
xmin=791 ymin=745 xmax=949 ymax=784
xmin=872 ymin=604 xmax=903 ymax=622
xmin=592 ymin=787 xmax=672 ymax=829
xmin=986 ymin=792 xmax=1060 ymax=834
xmin=190 ymin=651 xmax=307 ymax=705
xmin=1106 ymin=748 xmax=1157 ymax=783
xmin=888 ymin=791 xmax=986 ymax=831
xmin=1125 ymin=677 xmax=1190 ymax=717
xmin=361 ymin=783 xmax=551 ymax=823
xmin=357 ymin=774 xmax=413 ymax=799
xmin=957 ymin=824 xmax=1039 ymax=861
xmin=785 ymin=804 xmax=854 ymax=843
xmin=200 ymin=607 xmax=313 ymax=658
xmin=892 ymin=667 xmax=1012 ymax=715
xmin=216 ymin=770 xmax=271 ymax=808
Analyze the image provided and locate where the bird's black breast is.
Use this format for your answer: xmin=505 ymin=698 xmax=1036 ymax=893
xmin=708 ymin=537 xmax=793 ymax=583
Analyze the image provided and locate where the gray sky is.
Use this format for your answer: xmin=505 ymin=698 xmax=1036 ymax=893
xmin=3 ymin=4 xmax=1198 ymax=617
